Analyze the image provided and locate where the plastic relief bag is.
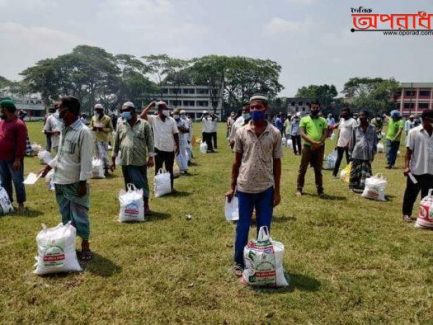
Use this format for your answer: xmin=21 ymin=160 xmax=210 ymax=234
xmin=92 ymin=158 xmax=105 ymax=179
xmin=200 ymin=141 xmax=208 ymax=154
xmin=286 ymin=139 xmax=293 ymax=148
xmin=242 ymin=226 xmax=288 ymax=287
xmin=34 ymin=222 xmax=82 ymax=275
xmin=154 ymin=168 xmax=171 ymax=198
xmin=37 ymin=150 xmax=52 ymax=165
xmin=340 ymin=163 xmax=351 ymax=183
xmin=324 ymin=150 xmax=338 ymax=170
xmin=377 ymin=142 xmax=384 ymax=153
xmin=281 ymin=137 xmax=287 ymax=147
xmin=45 ymin=170 xmax=55 ymax=191
xmin=416 ymin=189 xmax=433 ymax=228
xmin=0 ymin=185 xmax=13 ymax=215
xmin=118 ymin=184 xmax=144 ymax=222
xmin=224 ymin=196 xmax=239 ymax=221
xmin=361 ymin=174 xmax=387 ymax=201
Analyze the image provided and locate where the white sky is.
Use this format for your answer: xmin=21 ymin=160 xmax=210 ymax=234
xmin=0 ymin=0 xmax=432 ymax=96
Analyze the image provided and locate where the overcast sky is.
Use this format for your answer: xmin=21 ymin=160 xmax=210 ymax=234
xmin=0 ymin=0 xmax=432 ymax=96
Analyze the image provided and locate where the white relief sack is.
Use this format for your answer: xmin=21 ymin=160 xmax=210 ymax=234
xmin=118 ymin=184 xmax=145 ymax=222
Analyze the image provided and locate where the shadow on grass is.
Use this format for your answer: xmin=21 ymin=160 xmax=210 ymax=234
xmin=302 ymin=192 xmax=346 ymax=201
xmin=272 ymin=215 xmax=297 ymax=223
xmin=11 ymin=208 xmax=44 ymax=218
xmin=169 ymin=191 xmax=191 ymax=198
xmin=147 ymin=211 xmax=171 ymax=222
xmin=81 ymin=252 xmax=122 ymax=277
xmin=251 ymin=272 xmax=321 ymax=294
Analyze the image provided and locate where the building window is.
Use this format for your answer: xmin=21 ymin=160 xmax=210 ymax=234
xmin=419 ymin=90 xmax=431 ymax=97
xmin=196 ymin=101 xmax=209 ymax=107
xmin=405 ymin=90 xmax=416 ymax=97
xmin=298 ymin=101 xmax=303 ymax=106
xmin=395 ymin=90 xmax=402 ymax=97
xmin=183 ymin=100 xmax=195 ymax=106
xmin=197 ymin=89 xmax=208 ymax=95
xmin=183 ymin=88 xmax=195 ymax=94
xmin=418 ymin=103 xmax=429 ymax=109
xmin=404 ymin=102 xmax=415 ymax=109
xmin=291 ymin=102 xmax=296 ymax=106
xmin=162 ymin=88 xmax=168 ymax=94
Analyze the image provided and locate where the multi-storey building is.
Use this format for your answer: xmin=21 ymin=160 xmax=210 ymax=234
xmin=395 ymin=82 xmax=433 ymax=116
xmin=286 ymin=97 xmax=313 ymax=115
xmin=157 ymin=85 xmax=223 ymax=120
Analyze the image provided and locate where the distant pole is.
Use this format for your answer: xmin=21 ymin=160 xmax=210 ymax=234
xmin=409 ymin=82 xmax=413 ymax=116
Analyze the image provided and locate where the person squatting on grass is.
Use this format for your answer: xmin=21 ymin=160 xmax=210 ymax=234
xmin=226 ymin=95 xmax=282 ymax=276
xmin=112 ymin=101 xmax=155 ymax=216
xmin=0 ymin=99 xmax=28 ymax=214
xmin=296 ymin=101 xmax=327 ymax=197
xmin=402 ymin=109 xmax=433 ymax=223
xmin=140 ymin=101 xmax=180 ymax=191
xmin=90 ymin=103 xmax=114 ymax=175
xmin=41 ymin=96 xmax=94 ymax=261
xmin=348 ymin=110 xmax=377 ymax=192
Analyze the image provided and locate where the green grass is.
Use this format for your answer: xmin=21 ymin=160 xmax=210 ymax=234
xmin=1 ymin=121 xmax=432 ymax=323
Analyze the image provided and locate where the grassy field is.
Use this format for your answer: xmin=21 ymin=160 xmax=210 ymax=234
xmin=1 ymin=121 xmax=432 ymax=323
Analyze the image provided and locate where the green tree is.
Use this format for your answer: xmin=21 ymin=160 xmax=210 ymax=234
xmin=342 ymin=77 xmax=399 ymax=114
xmin=296 ymin=84 xmax=338 ymax=108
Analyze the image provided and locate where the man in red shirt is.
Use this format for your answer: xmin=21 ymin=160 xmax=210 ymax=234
xmin=0 ymin=99 xmax=28 ymax=213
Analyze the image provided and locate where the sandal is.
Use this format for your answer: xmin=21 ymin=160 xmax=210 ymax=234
xmin=232 ymin=264 xmax=243 ymax=277
xmin=80 ymin=249 xmax=93 ymax=261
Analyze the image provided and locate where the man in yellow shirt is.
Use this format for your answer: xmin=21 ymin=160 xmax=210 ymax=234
xmin=90 ymin=104 xmax=114 ymax=175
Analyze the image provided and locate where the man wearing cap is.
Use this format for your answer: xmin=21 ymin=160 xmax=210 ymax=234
xmin=296 ymin=101 xmax=327 ymax=197
xmin=173 ymin=108 xmax=189 ymax=174
xmin=43 ymin=104 xmax=61 ymax=154
xmin=385 ymin=110 xmax=404 ymax=169
xmin=140 ymin=101 xmax=180 ymax=190
xmin=226 ymin=95 xmax=282 ymax=276
xmin=112 ymin=101 xmax=155 ymax=215
xmin=41 ymin=96 xmax=94 ymax=260
xmin=0 ymin=99 xmax=28 ymax=213
xmin=90 ymin=103 xmax=114 ymax=175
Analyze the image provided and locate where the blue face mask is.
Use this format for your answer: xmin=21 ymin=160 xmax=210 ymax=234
xmin=121 ymin=111 xmax=132 ymax=121
xmin=251 ymin=110 xmax=265 ymax=122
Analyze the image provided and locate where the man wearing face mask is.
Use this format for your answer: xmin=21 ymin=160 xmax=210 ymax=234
xmin=41 ymin=96 xmax=94 ymax=261
xmin=43 ymin=104 xmax=61 ymax=154
xmin=173 ymin=108 xmax=189 ymax=174
xmin=226 ymin=95 xmax=282 ymax=277
xmin=229 ymin=103 xmax=251 ymax=149
xmin=0 ymin=99 xmax=28 ymax=214
xmin=402 ymin=110 xmax=433 ymax=223
xmin=140 ymin=101 xmax=180 ymax=191
xmin=112 ymin=101 xmax=155 ymax=215
xmin=90 ymin=103 xmax=114 ymax=175
xmin=296 ymin=101 xmax=327 ymax=197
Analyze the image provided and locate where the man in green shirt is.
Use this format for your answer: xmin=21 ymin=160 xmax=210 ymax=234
xmin=296 ymin=101 xmax=327 ymax=197
xmin=111 ymin=101 xmax=155 ymax=215
xmin=385 ymin=110 xmax=404 ymax=169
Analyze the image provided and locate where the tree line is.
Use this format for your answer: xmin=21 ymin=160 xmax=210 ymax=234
xmin=0 ymin=45 xmax=398 ymax=116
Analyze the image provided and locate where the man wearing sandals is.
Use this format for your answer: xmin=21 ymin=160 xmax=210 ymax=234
xmin=226 ymin=95 xmax=282 ymax=276
xmin=41 ymin=96 xmax=94 ymax=261
xmin=111 ymin=101 xmax=155 ymax=215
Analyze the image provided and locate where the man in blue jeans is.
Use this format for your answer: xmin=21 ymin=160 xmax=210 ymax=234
xmin=226 ymin=95 xmax=282 ymax=277
xmin=0 ymin=99 xmax=28 ymax=213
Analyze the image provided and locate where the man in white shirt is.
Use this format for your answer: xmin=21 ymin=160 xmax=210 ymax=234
xmin=41 ymin=96 xmax=94 ymax=261
xmin=43 ymin=104 xmax=61 ymax=154
xmin=209 ymin=113 xmax=218 ymax=150
xmin=173 ymin=108 xmax=189 ymax=174
xmin=332 ymin=108 xmax=358 ymax=177
xmin=402 ymin=110 xmax=433 ymax=222
xmin=229 ymin=103 xmax=250 ymax=149
xmin=404 ymin=115 xmax=415 ymax=136
xmin=201 ymin=111 xmax=216 ymax=152
xmin=181 ymin=110 xmax=193 ymax=164
xmin=140 ymin=101 xmax=179 ymax=190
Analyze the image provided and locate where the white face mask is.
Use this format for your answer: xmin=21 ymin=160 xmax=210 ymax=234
xmin=162 ymin=110 xmax=170 ymax=117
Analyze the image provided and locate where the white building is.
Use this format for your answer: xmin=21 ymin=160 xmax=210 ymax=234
xmin=157 ymin=85 xmax=223 ymax=119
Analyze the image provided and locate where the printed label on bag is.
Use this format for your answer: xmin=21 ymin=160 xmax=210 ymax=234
xmin=43 ymin=240 xmax=65 ymax=268
xmin=245 ymin=241 xmax=277 ymax=286
xmin=124 ymin=202 xmax=139 ymax=217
